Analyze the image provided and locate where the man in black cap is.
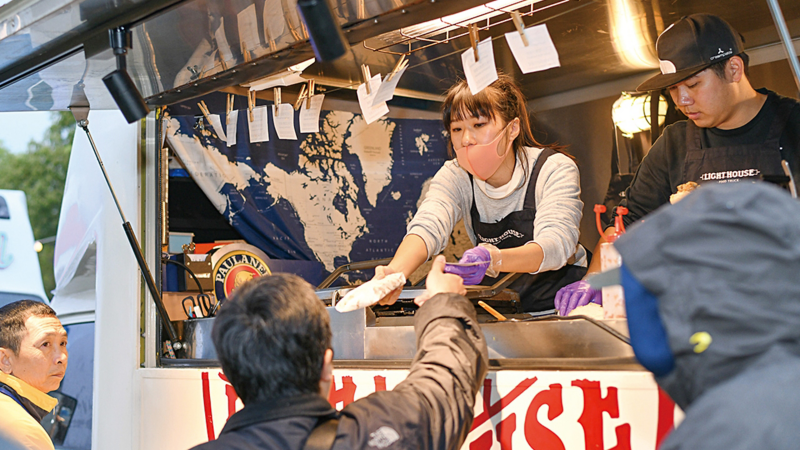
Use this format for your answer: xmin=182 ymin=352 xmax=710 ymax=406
xmin=622 ymin=13 xmax=800 ymax=221
xmin=555 ymin=13 xmax=800 ymax=315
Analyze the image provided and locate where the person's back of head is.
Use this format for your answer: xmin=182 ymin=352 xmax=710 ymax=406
xmin=211 ymin=273 xmax=331 ymax=405
xmin=0 ymin=300 xmax=57 ymax=356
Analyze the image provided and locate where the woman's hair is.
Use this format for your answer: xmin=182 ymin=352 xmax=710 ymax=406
xmin=441 ymin=73 xmax=570 ymax=166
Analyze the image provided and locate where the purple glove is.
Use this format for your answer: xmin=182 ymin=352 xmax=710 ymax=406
xmin=554 ymin=280 xmax=602 ymax=316
xmin=444 ymin=246 xmax=491 ymax=285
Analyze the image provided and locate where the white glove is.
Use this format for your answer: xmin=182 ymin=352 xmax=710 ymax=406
xmin=479 ymin=243 xmax=503 ymax=277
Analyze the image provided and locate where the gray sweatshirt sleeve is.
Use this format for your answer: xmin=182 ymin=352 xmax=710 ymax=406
xmin=533 ymin=153 xmax=584 ymax=272
xmin=406 ymin=161 xmax=472 ymax=258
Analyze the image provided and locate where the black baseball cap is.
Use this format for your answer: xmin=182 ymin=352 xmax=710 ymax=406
xmin=637 ymin=14 xmax=744 ymax=92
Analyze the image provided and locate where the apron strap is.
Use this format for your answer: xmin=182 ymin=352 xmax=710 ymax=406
xmin=765 ymin=93 xmax=797 ymax=144
xmin=522 ymin=148 xmax=557 ymax=212
xmin=685 ymin=119 xmax=703 ymax=151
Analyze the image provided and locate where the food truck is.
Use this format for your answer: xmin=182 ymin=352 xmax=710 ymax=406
xmin=0 ymin=0 xmax=798 ymax=448
xmin=0 ymin=190 xmax=49 ymax=306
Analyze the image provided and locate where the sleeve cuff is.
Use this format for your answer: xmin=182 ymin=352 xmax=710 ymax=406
xmin=405 ymin=229 xmax=435 ymax=260
xmin=534 ymin=236 xmax=564 ymax=273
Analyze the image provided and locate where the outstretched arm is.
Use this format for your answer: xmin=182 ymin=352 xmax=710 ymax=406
xmin=338 ymin=259 xmax=488 ymax=450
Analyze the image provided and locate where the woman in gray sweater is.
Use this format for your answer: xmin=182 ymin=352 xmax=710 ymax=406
xmin=377 ymin=74 xmax=587 ymax=312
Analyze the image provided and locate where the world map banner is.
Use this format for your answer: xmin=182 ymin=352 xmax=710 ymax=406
xmin=165 ymin=109 xmax=448 ymax=284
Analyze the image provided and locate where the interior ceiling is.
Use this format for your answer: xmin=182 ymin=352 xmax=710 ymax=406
xmin=0 ymin=0 xmax=797 ymax=113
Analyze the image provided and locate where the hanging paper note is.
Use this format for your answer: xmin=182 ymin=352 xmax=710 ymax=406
xmin=237 ymin=4 xmax=261 ymax=51
xmin=372 ymin=66 xmax=407 ymax=106
xmin=357 ymin=74 xmax=389 ymax=125
xmin=226 ymin=110 xmax=238 ymax=146
xmin=461 ymin=37 xmax=498 ymax=95
xmin=249 ymin=105 xmax=269 ymax=142
xmin=272 ymin=103 xmax=297 ymax=140
xmin=208 ymin=114 xmax=227 ymax=141
xmin=214 ymin=18 xmax=235 ymax=63
xmin=263 ymin=2 xmax=286 ymax=46
xmin=505 ymin=24 xmax=561 ymax=74
xmin=299 ymin=94 xmax=324 ymax=133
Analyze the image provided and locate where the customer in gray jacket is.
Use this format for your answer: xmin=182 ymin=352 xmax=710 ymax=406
xmin=610 ymin=181 xmax=800 ymax=449
xmin=190 ymin=255 xmax=488 ymax=450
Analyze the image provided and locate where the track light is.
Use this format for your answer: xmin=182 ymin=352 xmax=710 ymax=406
xmin=103 ymin=27 xmax=150 ymax=123
xmin=297 ymin=0 xmax=350 ymax=61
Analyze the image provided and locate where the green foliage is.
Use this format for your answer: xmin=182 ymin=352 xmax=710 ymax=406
xmin=0 ymin=111 xmax=73 ymax=299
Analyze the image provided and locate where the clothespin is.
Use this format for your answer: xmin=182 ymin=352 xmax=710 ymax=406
xmin=197 ymin=101 xmax=212 ymax=125
xmin=361 ymin=64 xmax=372 ymax=95
xmin=294 ymin=83 xmax=307 ymax=110
xmin=226 ymin=94 xmax=234 ymax=125
xmin=241 ymin=41 xmax=251 ymax=63
xmin=469 ymin=24 xmax=480 ymax=62
xmin=511 ymin=11 xmax=528 ymax=47
xmin=306 ymin=80 xmax=315 ymax=109
xmin=266 ymin=29 xmax=277 ymax=52
xmin=386 ymin=55 xmax=408 ymax=83
xmin=274 ymin=87 xmax=281 ymax=116
xmin=247 ymin=90 xmax=256 ymax=122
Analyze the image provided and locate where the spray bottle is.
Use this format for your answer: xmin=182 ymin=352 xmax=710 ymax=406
xmin=594 ymin=204 xmax=627 ymax=318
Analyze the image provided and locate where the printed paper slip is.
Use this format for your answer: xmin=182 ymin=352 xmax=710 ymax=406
xmin=371 ymin=66 xmax=407 ymax=106
xmin=299 ymin=94 xmax=325 ymax=133
xmin=226 ymin=110 xmax=238 ymax=146
xmin=272 ymin=103 xmax=297 ymax=140
xmin=461 ymin=37 xmax=498 ymax=95
xmin=249 ymin=105 xmax=269 ymax=143
xmin=207 ymin=114 xmax=227 ymax=142
xmin=357 ymin=74 xmax=389 ymax=125
xmin=214 ymin=19 xmax=235 ymax=63
xmin=505 ymin=24 xmax=560 ymax=74
xmin=263 ymin=2 xmax=285 ymax=46
xmin=237 ymin=5 xmax=261 ymax=50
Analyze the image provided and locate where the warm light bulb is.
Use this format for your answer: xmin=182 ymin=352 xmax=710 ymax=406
xmin=612 ymin=92 xmax=667 ymax=137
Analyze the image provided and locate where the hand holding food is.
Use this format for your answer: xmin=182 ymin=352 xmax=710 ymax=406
xmin=670 ymin=181 xmax=699 ymax=204
xmin=335 ymin=272 xmax=407 ymax=312
xmin=374 ymin=265 xmax=404 ymax=306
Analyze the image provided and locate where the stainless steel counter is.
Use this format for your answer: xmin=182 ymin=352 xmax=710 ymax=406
xmin=176 ymin=304 xmax=639 ymax=371
xmin=328 ymin=307 xmax=640 ymax=371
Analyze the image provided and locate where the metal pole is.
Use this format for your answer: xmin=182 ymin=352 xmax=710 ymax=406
xmin=75 ymin=118 xmax=181 ymax=348
xmin=78 ymin=121 xmax=130 ymax=224
xmin=766 ymin=0 xmax=800 ymax=95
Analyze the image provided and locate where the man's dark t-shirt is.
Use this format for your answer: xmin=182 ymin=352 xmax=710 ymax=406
xmin=617 ymin=88 xmax=800 ymax=226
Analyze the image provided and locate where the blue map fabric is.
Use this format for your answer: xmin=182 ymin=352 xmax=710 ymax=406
xmin=166 ymin=109 xmax=448 ymax=283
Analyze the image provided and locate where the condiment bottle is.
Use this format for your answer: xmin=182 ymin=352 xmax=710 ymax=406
xmin=594 ymin=205 xmax=627 ymax=319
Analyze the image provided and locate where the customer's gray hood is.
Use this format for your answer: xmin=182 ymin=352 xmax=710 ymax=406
xmin=613 ymin=182 xmax=800 ymax=409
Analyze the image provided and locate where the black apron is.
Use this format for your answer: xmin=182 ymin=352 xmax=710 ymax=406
xmin=682 ymin=96 xmax=794 ymax=184
xmin=470 ymin=148 xmax=587 ymax=312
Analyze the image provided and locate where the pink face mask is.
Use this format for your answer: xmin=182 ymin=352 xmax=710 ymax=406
xmin=454 ymin=121 xmax=515 ymax=181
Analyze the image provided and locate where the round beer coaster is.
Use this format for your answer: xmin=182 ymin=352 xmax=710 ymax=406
xmin=213 ymin=250 xmax=271 ymax=301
